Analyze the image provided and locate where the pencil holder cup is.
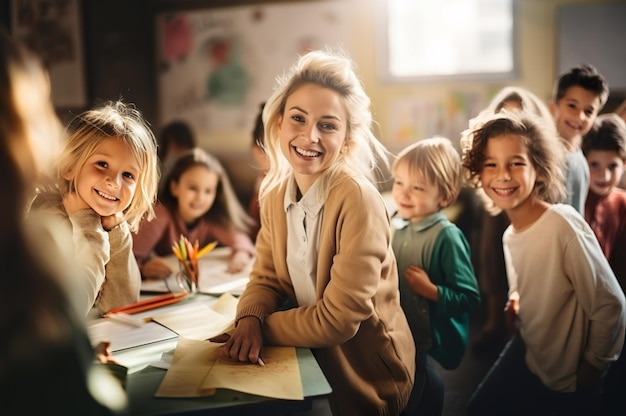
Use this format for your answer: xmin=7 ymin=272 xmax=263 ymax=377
xmin=165 ymin=261 xmax=198 ymax=295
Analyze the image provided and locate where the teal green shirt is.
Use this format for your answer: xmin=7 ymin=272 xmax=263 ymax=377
xmin=392 ymin=211 xmax=480 ymax=369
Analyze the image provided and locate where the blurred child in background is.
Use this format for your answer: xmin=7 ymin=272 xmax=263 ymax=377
xmin=158 ymin=120 xmax=196 ymax=166
xmin=0 ymin=28 xmax=126 ymax=415
xmin=582 ymin=113 xmax=626 ymax=284
xmin=462 ymin=109 xmax=625 ymax=416
xmin=581 ymin=113 xmax=626 ymax=415
xmin=30 ymin=101 xmax=159 ymax=316
xmin=133 ymin=148 xmax=255 ymax=279
xmin=157 ymin=120 xmax=196 ymax=190
xmin=248 ymin=102 xmax=269 ymax=242
xmin=615 ymin=99 xmax=626 ymax=189
xmin=391 ymin=136 xmax=481 ymax=415
xmin=549 ymin=63 xmax=609 ymax=216
xmin=615 ymin=98 xmax=626 ymax=125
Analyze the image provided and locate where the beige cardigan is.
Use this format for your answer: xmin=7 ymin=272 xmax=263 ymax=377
xmin=236 ymin=173 xmax=415 ymax=416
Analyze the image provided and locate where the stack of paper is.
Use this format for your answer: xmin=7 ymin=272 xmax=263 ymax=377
xmin=155 ymin=338 xmax=303 ymax=401
xmin=150 ymin=293 xmax=238 ymax=340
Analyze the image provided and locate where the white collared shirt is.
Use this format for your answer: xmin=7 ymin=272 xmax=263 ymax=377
xmin=284 ymin=177 xmax=323 ymax=306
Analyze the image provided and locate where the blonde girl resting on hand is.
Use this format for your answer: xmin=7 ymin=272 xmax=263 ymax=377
xmin=133 ymin=148 xmax=255 ymax=280
xmin=30 ymin=101 xmax=159 ymax=317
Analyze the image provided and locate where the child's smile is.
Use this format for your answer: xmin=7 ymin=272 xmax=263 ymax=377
xmin=490 ymin=186 xmax=517 ymax=197
xmin=586 ymin=149 xmax=624 ymax=197
xmin=74 ymin=138 xmax=139 ymax=217
xmin=95 ymin=189 xmax=119 ymax=202
xmin=171 ymin=165 xmax=218 ymax=224
xmin=391 ymin=160 xmax=446 ymax=223
xmin=480 ymin=134 xmax=538 ymax=216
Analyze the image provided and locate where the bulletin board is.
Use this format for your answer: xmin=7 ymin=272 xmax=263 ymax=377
xmin=155 ymin=0 xmax=350 ymax=134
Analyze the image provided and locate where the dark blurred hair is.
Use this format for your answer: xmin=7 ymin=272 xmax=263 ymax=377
xmin=552 ymin=63 xmax=609 ymax=107
xmin=158 ymin=120 xmax=196 ymax=161
xmin=252 ymin=102 xmax=266 ymax=150
xmin=582 ymin=113 xmax=626 ymax=161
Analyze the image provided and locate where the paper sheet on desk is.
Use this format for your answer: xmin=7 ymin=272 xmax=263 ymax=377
xmin=150 ymin=293 xmax=238 ymax=340
xmin=87 ymin=294 xmax=235 ymax=352
xmin=141 ymin=247 xmax=252 ymax=296
xmin=155 ymin=337 xmax=303 ymax=400
xmin=88 ymin=318 xmax=176 ymax=352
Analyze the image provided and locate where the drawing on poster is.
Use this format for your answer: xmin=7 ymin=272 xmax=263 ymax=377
xmin=156 ymin=1 xmax=350 ymax=133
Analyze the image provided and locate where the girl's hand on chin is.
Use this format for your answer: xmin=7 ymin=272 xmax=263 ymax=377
xmin=62 ymin=191 xmax=90 ymax=215
xmin=102 ymin=212 xmax=125 ymax=231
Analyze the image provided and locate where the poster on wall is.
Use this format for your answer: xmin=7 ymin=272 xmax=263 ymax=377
xmin=387 ymin=91 xmax=486 ymax=151
xmin=11 ymin=0 xmax=87 ymax=108
xmin=156 ymin=0 xmax=350 ymax=134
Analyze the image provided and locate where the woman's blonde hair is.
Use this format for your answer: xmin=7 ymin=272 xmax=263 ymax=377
xmin=260 ymin=48 xmax=390 ymax=200
xmin=56 ymin=101 xmax=159 ymax=231
xmin=392 ymin=136 xmax=462 ymax=208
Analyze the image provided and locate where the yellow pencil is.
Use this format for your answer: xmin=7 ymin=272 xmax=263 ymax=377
xmin=172 ymin=246 xmax=184 ymax=262
xmin=197 ymin=241 xmax=218 ymax=258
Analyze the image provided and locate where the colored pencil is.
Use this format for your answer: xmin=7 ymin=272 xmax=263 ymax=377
xmin=197 ymin=240 xmax=218 ymax=258
xmin=104 ymin=291 xmax=187 ymax=316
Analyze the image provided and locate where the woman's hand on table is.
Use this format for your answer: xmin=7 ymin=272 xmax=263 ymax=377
xmin=213 ymin=316 xmax=264 ymax=365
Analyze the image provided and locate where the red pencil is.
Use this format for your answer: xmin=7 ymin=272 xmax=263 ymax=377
xmin=104 ymin=291 xmax=188 ymax=316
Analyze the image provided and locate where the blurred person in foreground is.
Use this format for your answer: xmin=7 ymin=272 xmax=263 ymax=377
xmin=0 ymin=28 xmax=126 ymax=415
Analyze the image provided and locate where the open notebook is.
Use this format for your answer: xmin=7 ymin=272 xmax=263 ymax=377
xmin=141 ymin=247 xmax=252 ymax=296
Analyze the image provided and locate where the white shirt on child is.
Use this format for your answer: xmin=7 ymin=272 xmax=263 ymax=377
xmin=503 ymin=203 xmax=625 ymax=392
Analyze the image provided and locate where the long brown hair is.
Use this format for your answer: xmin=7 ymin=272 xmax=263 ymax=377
xmin=160 ymin=148 xmax=252 ymax=232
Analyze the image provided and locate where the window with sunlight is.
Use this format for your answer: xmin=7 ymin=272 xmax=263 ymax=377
xmin=378 ymin=0 xmax=516 ymax=82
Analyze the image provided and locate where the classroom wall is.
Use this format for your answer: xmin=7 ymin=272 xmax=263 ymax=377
xmin=192 ymin=0 xmax=619 ymax=150
xmin=2 ymin=0 xmax=621 ymax=204
xmin=344 ymin=0 xmax=622 ymax=154
xmin=194 ymin=0 xmax=622 ymax=202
